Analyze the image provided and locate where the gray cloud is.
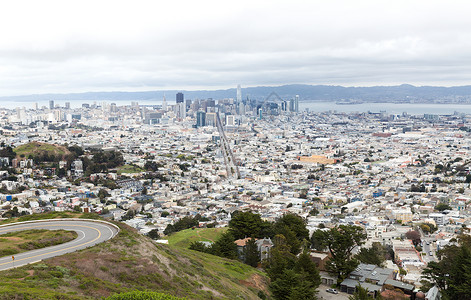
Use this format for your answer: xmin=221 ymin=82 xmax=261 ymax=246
xmin=1 ymin=0 xmax=471 ymax=96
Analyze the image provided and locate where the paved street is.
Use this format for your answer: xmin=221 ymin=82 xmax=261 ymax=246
xmin=0 ymin=219 xmax=119 ymax=270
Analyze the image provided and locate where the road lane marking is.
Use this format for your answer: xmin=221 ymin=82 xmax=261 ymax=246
xmin=0 ymin=223 xmax=106 ymax=267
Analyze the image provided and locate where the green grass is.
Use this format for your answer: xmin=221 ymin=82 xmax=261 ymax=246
xmin=0 ymin=211 xmax=96 ymax=225
xmin=117 ymin=165 xmax=144 ymax=174
xmin=0 ymin=229 xmax=77 ymax=257
xmin=13 ymin=142 xmax=69 ymax=158
xmin=166 ymin=227 xmax=228 ymax=248
xmin=0 ymin=215 xmax=268 ymax=299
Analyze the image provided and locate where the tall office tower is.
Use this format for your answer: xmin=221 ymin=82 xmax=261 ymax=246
xmin=176 ymin=92 xmax=184 ymax=103
xmin=226 ymin=115 xmax=235 ymax=126
xmin=289 ymin=99 xmax=295 ymax=112
xmin=258 ymin=108 xmax=263 ymax=120
xmin=196 ymin=111 xmax=206 ymax=127
xmin=34 ymin=103 xmax=38 ymax=110
xmin=110 ymin=103 xmax=117 ymax=113
xmin=185 ymin=99 xmax=192 ymax=110
xmin=238 ymin=103 xmax=245 ymax=115
xmin=237 ymin=84 xmax=242 ymax=103
xmin=65 ymin=102 xmax=71 ymax=109
xmin=295 ymin=95 xmax=299 ymax=113
xmin=162 ymin=95 xmax=168 ymax=111
xmin=177 ymin=102 xmax=186 ymax=119
xmin=49 ymin=100 xmax=54 ymax=109
xmin=207 ymin=98 xmax=215 ymax=108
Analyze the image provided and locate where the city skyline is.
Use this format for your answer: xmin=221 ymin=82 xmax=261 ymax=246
xmin=2 ymin=1 xmax=471 ymax=97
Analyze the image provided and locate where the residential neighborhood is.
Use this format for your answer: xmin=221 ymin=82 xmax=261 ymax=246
xmin=1 ymin=96 xmax=471 ymax=299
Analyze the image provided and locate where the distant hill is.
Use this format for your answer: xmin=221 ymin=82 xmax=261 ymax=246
xmin=4 ymin=84 xmax=471 ymax=103
xmin=13 ymin=142 xmax=71 ymax=160
xmin=0 ymin=212 xmax=268 ymax=300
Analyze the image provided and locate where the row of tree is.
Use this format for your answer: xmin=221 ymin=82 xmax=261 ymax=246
xmin=422 ymin=235 xmax=471 ymax=299
xmin=187 ymin=211 xmax=378 ymax=299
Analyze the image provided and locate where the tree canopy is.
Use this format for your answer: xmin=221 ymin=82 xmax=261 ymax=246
xmin=355 ymin=242 xmax=387 ymax=268
xmin=422 ymin=235 xmax=471 ymax=299
xmin=311 ymin=225 xmax=366 ymax=284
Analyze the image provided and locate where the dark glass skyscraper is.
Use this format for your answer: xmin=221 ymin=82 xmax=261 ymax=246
xmin=196 ymin=111 xmax=206 ymax=127
xmin=176 ymin=92 xmax=184 ymax=103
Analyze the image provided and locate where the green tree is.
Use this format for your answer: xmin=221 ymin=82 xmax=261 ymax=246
xmin=266 ymin=235 xmax=296 ymax=277
xmin=348 ymin=285 xmax=375 ymax=300
xmin=355 ymin=242 xmax=387 ymax=267
xmin=311 ymin=225 xmax=366 ymax=284
xmin=229 ymin=211 xmax=264 ymax=239
xmin=210 ymin=231 xmax=237 ymax=259
xmin=189 ymin=241 xmax=210 ymax=253
xmin=422 ymin=235 xmax=471 ymax=299
xmin=267 ymin=236 xmax=320 ymax=300
xmin=270 ymin=269 xmax=301 ymax=300
xmin=147 ymin=229 xmax=160 ymax=240
xmin=98 ymin=188 xmax=110 ymax=200
xmin=435 ymin=202 xmax=452 ymax=212
xmin=244 ymin=238 xmax=260 ymax=267
xmin=274 ymin=213 xmax=310 ymax=255
xmin=420 ymin=222 xmax=437 ymax=234
xmin=294 ymin=250 xmax=321 ymax=288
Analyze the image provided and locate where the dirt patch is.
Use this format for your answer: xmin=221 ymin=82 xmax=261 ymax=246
xmin=18 ymin=270 xmax=34 ymax=280
xmin=240 ymin=273 xmax=269 ymax=294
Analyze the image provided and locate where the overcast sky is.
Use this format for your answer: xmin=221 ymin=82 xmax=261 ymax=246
xmin=1 ymin=0 xmax=471 ymax=96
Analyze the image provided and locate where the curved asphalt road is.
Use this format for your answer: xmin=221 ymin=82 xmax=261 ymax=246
xmin=0 ymin=219 xmax=119 ymax=271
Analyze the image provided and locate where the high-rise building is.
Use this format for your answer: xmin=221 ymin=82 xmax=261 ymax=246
xmin=176 ymin=92 xmax=184 ymax=103
xmin=162 ymin=95 xmax=168 ymax=111
xmin=65 ymin=102 xmax=71 ymax=109
xmin=289 ymin=99 xmax=295 ymax=112
xmin=177 ymin=102 xmax=186 ymax=119
xmin=226 ymin=115 xmax=235 ymax=126
xmin=295 ymin=95 xmax=299 ymax=113
xmin=196 ymin=111 xmax=206 ymax=127
xmin=206 ymin=112 xmax=216 ymax=126
xmin=237 ymin=84 xmax=242 ymax=103
xmin=49 ymin=100 xmax=54 ymax=109
xmin=110 ymin=103 xmax=117 ymax=113
xmin=281 ymin=101 xmax=287 ymax=111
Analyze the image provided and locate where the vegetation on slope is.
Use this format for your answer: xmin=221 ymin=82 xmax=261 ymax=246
xmin=117 ymin=164 xmax=145 ymax=175
xmin=105 ymin=290 xmax=185 ymax=300
xmin=166 ymin=227 xmax=227 ymax=248
xmin=0 ymin=214 xmax=268 ymax=299
xmin=13 ymin=142 xmax=72 ymax=162
xmin=0 ymin=211 xmax=100 ymax=225
xmin=0 ymin=229 xmax=77 ymax=257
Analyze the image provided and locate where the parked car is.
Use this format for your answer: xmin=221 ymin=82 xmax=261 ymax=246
xmin=326 ymin=288 xmax=339 ymax=294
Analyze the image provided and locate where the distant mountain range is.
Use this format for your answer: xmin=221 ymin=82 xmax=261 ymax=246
xmin=4 ymin=84 xmax=471 ymax=103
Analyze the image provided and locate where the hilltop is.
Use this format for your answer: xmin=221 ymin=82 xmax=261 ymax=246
xmin=4 ymin=83 xmax=471 ymax=103
xmin=13 ymin=142 xmax=72 ymax=161
xmin=0 ymin=212 xmax=269 ymax=299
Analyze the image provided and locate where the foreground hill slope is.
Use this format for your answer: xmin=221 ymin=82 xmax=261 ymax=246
xmin=0 ymin=213 xmax=268 ymax=299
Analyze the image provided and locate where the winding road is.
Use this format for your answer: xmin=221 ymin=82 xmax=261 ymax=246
xmin=0 ymin=219 xmax=119 ymax=271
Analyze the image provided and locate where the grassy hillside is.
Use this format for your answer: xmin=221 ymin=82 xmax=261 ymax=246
xmin=0 ymin=229 xmax=77 ymax=257
xmin=117 ymin=164 xmax=144 ymax=174
xmin=166 ymin=227 xmax=228 ymax=248
xmin=0 ymin=214 xmax=269 ymax=299
xmin=13 ymin=142 xmax=71 ymax=160
xmin=0 ymin=211 xmax=100 ymax=225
